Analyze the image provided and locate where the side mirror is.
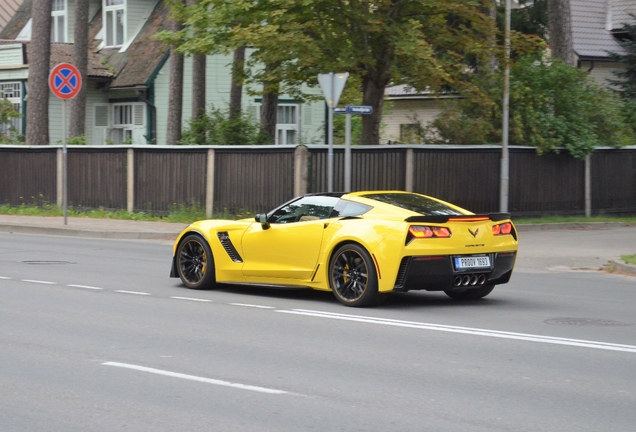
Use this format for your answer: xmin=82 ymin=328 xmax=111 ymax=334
xmin=255 ymin=214 xmax=270 ymax=230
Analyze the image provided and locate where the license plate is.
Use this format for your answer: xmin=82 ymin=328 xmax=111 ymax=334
xmin=455 ymin=256 xmax=490 ymax=269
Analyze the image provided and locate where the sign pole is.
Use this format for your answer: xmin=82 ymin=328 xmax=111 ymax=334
xmin=328 ymin=72 xmax=334 ymax=192
xmin=62 ymin=100 xmax=68 ymax=225
xmin=500 ymin=0 xmax=511 ymax=213
xmin=344 ymin=110 xmax=351 ymax=192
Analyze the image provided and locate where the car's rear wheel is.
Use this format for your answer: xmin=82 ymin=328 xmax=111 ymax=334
xmin=329 ymin=243 xmax=379 ymax=307
xmin=176 ymin=234 xmax=216 ymax=290
xmin=444 ymin=285 xmax=494 ymax=300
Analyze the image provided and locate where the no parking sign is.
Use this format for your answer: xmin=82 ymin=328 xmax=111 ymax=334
xmin=49 ymin=63 xmax=82 ymax=99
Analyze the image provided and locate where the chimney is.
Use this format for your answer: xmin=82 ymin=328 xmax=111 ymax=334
xmin=606 ymin=0 xmax=613 ymax=31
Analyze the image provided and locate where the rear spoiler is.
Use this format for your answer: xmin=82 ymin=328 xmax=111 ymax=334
xmin=405 ymin=213 xmax=511 ymax=223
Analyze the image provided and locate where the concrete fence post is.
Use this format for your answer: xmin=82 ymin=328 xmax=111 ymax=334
xmin=405 ymin=148 xmax=414 ymax=192
xmin=294 ymin=145 xmax=308 ymax=197
xmin=56 ymin=148 xmax=63 ymax=207
xmin=127 ymin=148 xmax=134 ymax=213
xmin=206 ymin=149 xmax=215 ymax=218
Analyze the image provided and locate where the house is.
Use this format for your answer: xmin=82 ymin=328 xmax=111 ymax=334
xmin=0 ymin=0 xmax=22 ymax=34
xmin=0 ymin=0 xmax=325 ymax=145
xmin=381 ymin=0 xmax=636 ymax=144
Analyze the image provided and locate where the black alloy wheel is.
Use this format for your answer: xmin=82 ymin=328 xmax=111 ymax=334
xmin=329 ymin=243 xmax=379 ymax=307
xmin=176 ymin=234 xmax=216 ymax=290
xmin=444 ymin=285 xmax=494 ymax=300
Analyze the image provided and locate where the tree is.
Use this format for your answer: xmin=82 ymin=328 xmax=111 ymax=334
xmin=165 ymin=0 xmax=508 ymax=145
xmin=229 ymin=45 xmax=246 ymax=120
xmin=547 ymin=0 xmax=575 ymax=65
xmin=69 ymin=0 xmax=89 ymax=139
xmin=166 ymin=1 xmax=185 ymax=146
xmin=607 ymin=14 xmax=636 ymax=99
xmin=25 ymin=0 xmax=51 ymax=146
xmin=428 ymin=56 xmax=634 ymax=157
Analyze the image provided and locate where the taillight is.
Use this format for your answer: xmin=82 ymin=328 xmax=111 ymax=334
xmin=409 ymin=226 xmax=451 ymax=239
xmin=492 ymin=222 xmax=512 ymax=236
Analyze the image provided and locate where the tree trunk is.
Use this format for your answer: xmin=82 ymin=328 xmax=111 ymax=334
xmin=548 ymin=0 xmax=575 ymax=65
xmin=25 ymin=0 xmax=51 ymax=146
xmin=166 ymin=7 xmax=185 ymax=146
xmin=360 ymin=76 xmax=386 ymax=145
xmin=229 ymin=45 xmax=246 ymax=120
xmin=192 ymin=54 xmax=206 ymax=121
xmin=260 ymin=63 xmax=279 ymax=144
xmin=69 ymin=0 xmax=89 ymax=140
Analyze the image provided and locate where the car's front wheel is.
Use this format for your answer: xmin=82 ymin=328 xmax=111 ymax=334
xmin=329 ymin=243 xmax=379 ymax=307
xmin=176 ymin=234 xmax=216 ymax=290
xmin=444 ymin=285 xmax=494 ymax=300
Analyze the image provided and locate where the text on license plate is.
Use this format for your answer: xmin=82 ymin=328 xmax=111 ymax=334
xmin=455 ymin=256 xmax=490 ymax=269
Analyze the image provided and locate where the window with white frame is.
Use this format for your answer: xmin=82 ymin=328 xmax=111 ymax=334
xmin=111 ymin=103 xmax=144 ymax=144
xmin=104 ymin=0 xmax=125 ymax=47
xmin=51 ymin=0 xmax=67 ymax=42
xmin=276 ymin=104 xmax=299 ymax=145
xmin=0 ymin=82 xmax=22 ymax=137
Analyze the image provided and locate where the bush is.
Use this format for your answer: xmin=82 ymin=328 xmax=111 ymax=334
xmin=428 ymin=56 xmax=635 ymax=158
xmin=180 ymin=105 xmax=272 ymax=145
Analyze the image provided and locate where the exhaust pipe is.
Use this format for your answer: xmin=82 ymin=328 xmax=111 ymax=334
xmin=470 ymin=275 xmax=478 ymax=286
xmin=462 ymin=275 xmax=471 ymax=286
xmin=453 ymin=276 xmax=462 ymax=287
xmin=477 ymin=274 xmax=486 ymax=285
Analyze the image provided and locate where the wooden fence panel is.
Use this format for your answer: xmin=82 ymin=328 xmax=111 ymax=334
xmin=510 ymin=149 xmax=584 ymax=215
xmin=412 ymin=148 xmax=500 ymax=213
xmin=134 ymin=149 xmax=207 ymax=214
xmin=67 ymin=149 xmax=127 ymax=210
xmin=592 ymin=149 xmax=636 ymax=214
xmin=214 ymin=148 xmax=295 ymax=214
xmin=0 ymin=148 xmax=56 ymax=206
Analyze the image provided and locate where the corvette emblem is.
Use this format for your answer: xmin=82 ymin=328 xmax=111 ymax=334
xmin=468 ymin=228 xmax=479 ymax=238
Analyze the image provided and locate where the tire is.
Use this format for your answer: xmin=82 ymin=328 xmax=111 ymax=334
xmin=329 ymin=243 xmax=380 ymax=307
xmin=176 ymin=234 xmax=216 ymax=290
xmin=444 ymin=285 xmax=494 ymax=300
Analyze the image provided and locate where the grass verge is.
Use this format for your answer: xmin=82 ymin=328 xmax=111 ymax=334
xmin=621 ymin=254 xmax=636 ymax=265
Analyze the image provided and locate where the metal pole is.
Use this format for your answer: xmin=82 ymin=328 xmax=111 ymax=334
xmin=62 ymin=99 xmax=68 ymax=225
xmin=344 ymin=111 xmax=352 ymax=192
xmin=327 ymin=72 xmax=334 ymax=192
xmin=585 ymin=154 xmax=591 ymax=217
xmin=500 ymin=0 xmax=511 ymax=213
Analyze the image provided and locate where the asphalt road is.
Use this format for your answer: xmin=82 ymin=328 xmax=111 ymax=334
xmin=1 ymin=229 xmax=635 ymax=431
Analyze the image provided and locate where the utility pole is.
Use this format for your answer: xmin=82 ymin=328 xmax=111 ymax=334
xmin=500 ymin=0 xmax=511 ymax=213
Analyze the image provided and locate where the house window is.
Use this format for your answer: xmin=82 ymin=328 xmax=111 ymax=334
xmin=0 ymin=82 xmax=22 ymax=138
xmin=111 ymin=103 xmax=145 ymax=144
xmin=276 ymin=104 xmax=299 ymax=145
xmin=104 ymin=0 xmax=125 ymax=47
xmin=51 ymin=0 xmax=67 ymax=42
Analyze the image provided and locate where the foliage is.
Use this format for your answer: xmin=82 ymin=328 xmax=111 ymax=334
xmin=179 ymin=105 xmax=272 ymax=145
xmin=497 ymin=0 xmax=547 ymax=40
xmin=621 ymin=254 xmax=636 ymax=265
xmin=0 ymin=98 xmax=21 ymax=143
xmin=607 ymin=14 xmax=636 ymax=99
xmin=428 ymin=56 xmax=635 ymax=158
xmin=67 ymin=135 xmax=87 ymax=145
xmin=161 ymin=0 xmax=542 ymax=144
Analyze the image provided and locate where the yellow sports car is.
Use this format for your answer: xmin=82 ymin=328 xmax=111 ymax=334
xmin=170 ymin=191 xmax=518 ymax=307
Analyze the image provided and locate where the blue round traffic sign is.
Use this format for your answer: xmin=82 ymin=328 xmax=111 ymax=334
xmin=49 ymin=63 xmax=82 ymax=99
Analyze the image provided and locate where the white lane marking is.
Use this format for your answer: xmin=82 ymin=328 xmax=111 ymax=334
xmin=277 ymin=309 xmax=636 ymax=354
xmin=114 ymin=290 xmax=151 ymax=296
xmin=230 ymin=303 xmax=275 ymax=309
xmin=102 ymin=362 xmax=292 ymax=395
xmin=21 ymin=279 xmax=56 ymax=285
xmin=171 ymin=296 xmax=212 ymax=303
xmin=68 ymin=284 xmax=103 ymax=290
xmin=0 ymin=276 xmax=11 ymax=279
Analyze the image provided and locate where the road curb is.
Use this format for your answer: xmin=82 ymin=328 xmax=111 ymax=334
xmin=608 ymin=259 xmax=636 ymax=276
xmin=516 ymin=222 xmax=636 ymax=232
xmin=0 ymin=225 xmax=179 ymax=240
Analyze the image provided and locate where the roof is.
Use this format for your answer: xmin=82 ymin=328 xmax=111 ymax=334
xmin=0 ymin=0 xmax=22 ymax=33
xmin=48 ymin=43 xmax=115 ymax=78
xmin=384 ymin=84 xmax=455 ymax=100
xmin=103 ymin=0 xmax=172 ymax=88
xmin=571 ymin=0 xmax=628 ymax=59
xmin=0 ymin=0 xmax=29 ymax=40
xmin=611 ymin=0 xmax=636 ymax=30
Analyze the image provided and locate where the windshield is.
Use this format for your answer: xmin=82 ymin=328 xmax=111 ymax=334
xmin=361 ymin=193 xmax=462 ymax=216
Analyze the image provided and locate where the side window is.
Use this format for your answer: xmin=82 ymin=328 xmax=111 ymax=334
xmin=104 ymin=0 xmax=125 ymax=47
xmin=330 ymin=200 xmax=372 ymax=218
xmin=269 ymin=196 xmax=339 ymax=224
xmin=51 ymin=0 xmax=66 ymax=42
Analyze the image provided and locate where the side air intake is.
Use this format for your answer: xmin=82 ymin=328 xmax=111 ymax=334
xmin=217 ymin=232 xmax=243 ymax=263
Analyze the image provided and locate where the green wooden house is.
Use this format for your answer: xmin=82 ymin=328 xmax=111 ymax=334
xmin=0 ymin=0 xmax=325 ymax=145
